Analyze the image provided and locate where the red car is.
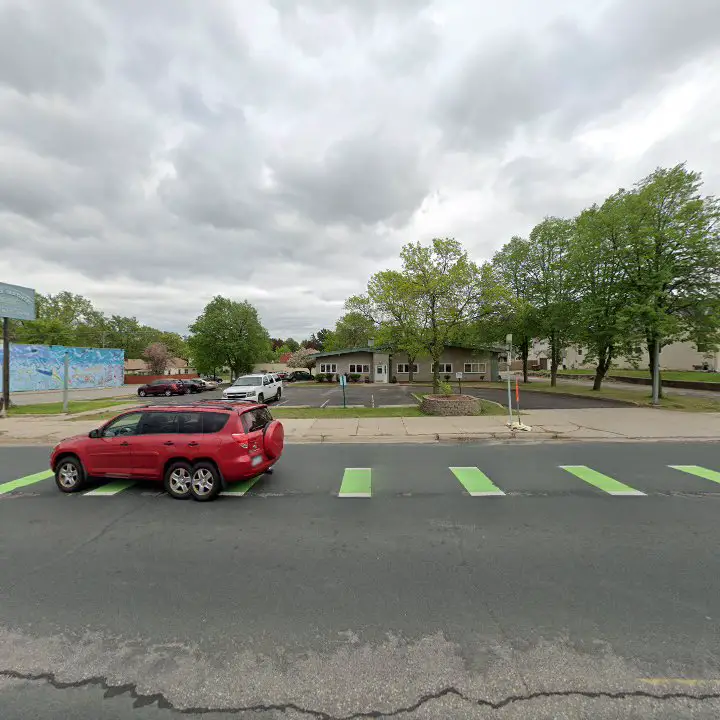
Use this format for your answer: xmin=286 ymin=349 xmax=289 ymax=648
xmin=50 ymin=402 xmax=284 ymax=501
xmin=137 ymin=379 xmax=186 ymax=397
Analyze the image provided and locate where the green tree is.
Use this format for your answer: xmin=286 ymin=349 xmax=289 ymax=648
xmin=490 ymin=236 xmax=539 ymax=383
xmin=352 ymin=238 xmax=505 ymax=391
xmin=188 ymin=297 xmax=271 ymax=379
xmin=527 ymin=217 xmax=576 ymax=387
xmin=325 ymin=312 xmax=375 ymax=350
xmin=285 ymin=337 xmax=300 ymax=352
xmin=616 ymin=164 xmax=720 ymax=399
xmin=568 ymin=194 xmax=640 ymax=390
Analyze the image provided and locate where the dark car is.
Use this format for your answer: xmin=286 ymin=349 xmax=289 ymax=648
xmin=177 ymin=379 xmax=203 ymax=394
xmin=50 ymin=402 xmax=285 ymax=501
xmin=203 ymin=376 xmax=223 ymax=383
xmin=287 ymin=370 xmax=313 ymax=382
xmin=137 ymin=379 xmax=186 ymax=397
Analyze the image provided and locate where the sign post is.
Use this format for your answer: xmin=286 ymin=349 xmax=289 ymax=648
xmin=339 ymin=373 xmax=347 ymax=408
xmin=0 ymin=282 xmax=36 ymax=418
xmin=505 ymin=334 xmax=513 ymax=426
xmin=455 ymin=371 xmax=463 ymax=395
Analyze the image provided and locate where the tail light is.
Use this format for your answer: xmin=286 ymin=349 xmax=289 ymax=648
xmin=231 ymin=433 xmax=261 ymax=453
xmin=231 ymin=434 xmax=249 ymax=449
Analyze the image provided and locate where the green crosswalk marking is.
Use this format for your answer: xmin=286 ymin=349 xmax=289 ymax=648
xmin=449 ymin=467 xmax=504 ymax=496
xmin=560 ymin=465 xmax=645 ymax=495
xmin=0 ymin=469 xmax=53 ymax=495
xmin=84 ymin=480 xmax=136 ymax=496
xmin=339 ymin=468 xmax=372 ymax=497
xmin=220 ymin=474 xmax=264 ymax=496
xmin=669 ymin=465 xmax=720 ymax=485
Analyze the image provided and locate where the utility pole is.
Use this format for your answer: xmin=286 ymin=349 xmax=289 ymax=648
xmin=506 ymin=334 xmax=513 ymax=426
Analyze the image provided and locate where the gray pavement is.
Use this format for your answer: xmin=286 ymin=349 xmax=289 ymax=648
xmin=2 ymin=442 xmax=720 ymax=718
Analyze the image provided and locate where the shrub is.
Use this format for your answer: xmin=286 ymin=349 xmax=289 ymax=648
xmin=315 ymin=374 xmax=325 ymax=382
xmin=326 ymin=373 xmax=335 ymax=382
xmin=390 ymin=375 xmax=398 ymax=383
xmin=349 ymin=374 xmax=361 ymax=383
xmin=439 ymin=381 xmax=453 ymax=396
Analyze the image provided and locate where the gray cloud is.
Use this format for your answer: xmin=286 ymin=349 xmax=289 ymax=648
xmin=0 ymin=0 xmax=106 ymax=99
xmin=438 ymin=0 xmax=720 ymax=151
xmin=0 ymin=0 xmax=718 ymax=337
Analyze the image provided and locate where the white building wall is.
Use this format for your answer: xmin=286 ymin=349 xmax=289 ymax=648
xmin=529 ymin=340 xmax=719 ymax=371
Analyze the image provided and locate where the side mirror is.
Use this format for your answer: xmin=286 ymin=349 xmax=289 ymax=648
xmin=89 ymin=429 xmax=101 ymax=439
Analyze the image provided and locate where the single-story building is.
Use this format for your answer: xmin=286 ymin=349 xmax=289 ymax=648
xmin=312 ymin=344 xmax=502 ymax=383
xmin=124 ymin=357 xmax=195 ymax=376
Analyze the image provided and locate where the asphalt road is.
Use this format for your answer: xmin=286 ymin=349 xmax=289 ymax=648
xmin=150 ymin=383 xmax=632 ymax=410
xmin=2 ymin=442 xmax=720 ymax=719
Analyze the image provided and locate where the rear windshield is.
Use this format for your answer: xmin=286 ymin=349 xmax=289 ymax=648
xmin=240 ymin=408 xmax=273 ymax=433
xmin=233 ymin=376 xmax=262 ymax=386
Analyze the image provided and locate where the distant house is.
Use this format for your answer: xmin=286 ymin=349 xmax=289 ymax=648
xmin=312 ymin=344 xmax=502 ymax=383
xmin=124 ymin=357 xmax=195 ymax=376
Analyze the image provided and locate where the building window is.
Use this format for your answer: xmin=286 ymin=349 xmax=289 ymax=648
xmin=349 ymin=364 xmax=370 ymax=374
xmin=431 ymin=363 xmax=452 ymax=374
xmin=396 ymin=363 xmax=419 ymax=374
xmin=319 ymin=363 xmax=337 ymax=373
xmin=463 ymin=362 xmax=487 ymax=374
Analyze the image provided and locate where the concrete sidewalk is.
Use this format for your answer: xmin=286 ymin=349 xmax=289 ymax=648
xmin=1 ymin=407 xmax=718 ymax=445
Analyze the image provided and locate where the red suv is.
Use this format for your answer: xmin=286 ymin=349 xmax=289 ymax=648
xmin=137 ymin=379 xmax=186 ymax=397
xmin=50 ymin=402 xmax=284 ymax=501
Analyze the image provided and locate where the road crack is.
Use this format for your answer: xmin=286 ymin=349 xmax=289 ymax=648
xmin=2 ymin=668 xmax=720 ymax=717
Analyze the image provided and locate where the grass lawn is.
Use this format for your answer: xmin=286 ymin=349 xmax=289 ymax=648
xmin=485 ymin=381 xmax=720 ymax=412
xmin=9 ymin=398 xmax=136 ymax=416
xmin=555 ymin=368 xmax=720 ymax=383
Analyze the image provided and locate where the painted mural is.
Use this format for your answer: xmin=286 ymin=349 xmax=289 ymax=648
xmin=0 ymin=344 xmax=124 ymax=392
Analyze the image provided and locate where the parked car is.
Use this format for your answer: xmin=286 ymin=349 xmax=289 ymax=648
xmin=222 ymin=373 xmax=282 ymax=403
xmin=199 ymin=378 xmax=219 ymax=390
xmin=177 ymin=379 xmax=203 ymax=394
xmin=287 ymin=370 xmax=313 ymax=382
xmin=50 ymin=402 xmax=284 ymax=501
xmin=137 ymin=379 xmax=186 ymax=397
xmin=203 ymin=376 xmax=223 ymax=384
xmin=274 ymin=371 xmax=288 ymax=380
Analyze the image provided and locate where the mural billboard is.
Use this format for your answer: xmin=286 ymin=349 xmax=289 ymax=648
xmin=0 ymin=344 xmax=124 ymax=392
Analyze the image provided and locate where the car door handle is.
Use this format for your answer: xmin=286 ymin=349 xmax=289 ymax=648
xmin=163 ymin=441 xmax=174 ymax=446
xmin=120 ymin=441 xmax=130 ymax=447
xmin=187 ymin=441 xmax=199 ymax=447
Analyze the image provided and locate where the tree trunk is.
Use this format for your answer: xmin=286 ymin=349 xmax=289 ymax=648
xmin=549 ymin=331 xmax=559 ymax=387
xmin=520 ymin=337 xmax=529 ymax=384
xmin=408 ymin=356 xmax=415 ymax=384
xmin=592 ymin=345 xmax=613 ymax=391
xmin=432 ymin=357 xmax=441 ymax=393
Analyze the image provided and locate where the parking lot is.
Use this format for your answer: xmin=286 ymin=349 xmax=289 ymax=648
xmin=147 ymin=382 xmax=633 ymax=409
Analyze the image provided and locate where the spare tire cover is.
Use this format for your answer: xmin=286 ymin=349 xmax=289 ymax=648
xmin=264 ymin=420 xmax=284 ymax=459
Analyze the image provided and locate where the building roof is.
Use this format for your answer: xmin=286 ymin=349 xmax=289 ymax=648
xmin=315 ymin=344 xmax=504 ymax=358
xmin=313 ymin=346 xmax=376 ymax=358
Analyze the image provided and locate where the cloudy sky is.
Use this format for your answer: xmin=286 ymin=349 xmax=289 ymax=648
xmin=1 ymin=0 xmax=719 ymax=339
